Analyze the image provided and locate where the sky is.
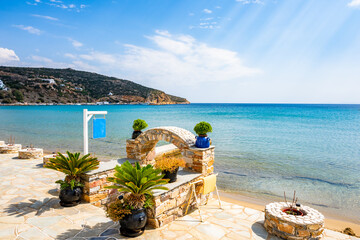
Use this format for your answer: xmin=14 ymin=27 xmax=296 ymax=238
xmin=0 ymin=0 xmax=360 ymax=103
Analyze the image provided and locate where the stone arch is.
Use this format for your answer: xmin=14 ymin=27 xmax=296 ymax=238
xmin=127 ymin=127 xmax=195 ymax=165
xmin=126 ymin=126 xmax=214 ymax=175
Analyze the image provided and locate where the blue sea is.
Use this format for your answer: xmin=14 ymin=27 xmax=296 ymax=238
xmin=0 ymin=104 xmax=359 ymax=222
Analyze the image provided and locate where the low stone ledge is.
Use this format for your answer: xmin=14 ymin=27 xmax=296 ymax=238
xmin=81 ymin=158 xmax=137 ymax=206
xmin=264 ymin=202 xmax=325 ymax=240
xmin=147 ymin=170 xmax=208 ymax=228
xmin=0 ymin=144 xmax=22 ymax=154
xmin=18 ymin=148 xmax=43 ymax=159
xmin=43 ymin=153 xmax=68 ymax=165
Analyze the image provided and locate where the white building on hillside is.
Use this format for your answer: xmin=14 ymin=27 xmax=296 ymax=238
xmin=42 ymin=79 xmax=56 ymax=84
xmin=0 ymin=79 xmax=9 ymax=91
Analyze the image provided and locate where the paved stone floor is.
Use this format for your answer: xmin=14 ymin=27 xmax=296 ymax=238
xmin=0 ymin=153 xmax=358 ymax=240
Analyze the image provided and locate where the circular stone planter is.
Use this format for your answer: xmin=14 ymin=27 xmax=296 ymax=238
xmin=18 ymin=148 xmax=43 ymax=159
xmin=43 ymin=154 xmax=56 ymax=165
xmin=264 ymin=202 xmax=324 ymax=240
xmin=0 ymin=144 xmax=22 ymax=154
xmin=43 ymin=153 xmax=68 ymax=165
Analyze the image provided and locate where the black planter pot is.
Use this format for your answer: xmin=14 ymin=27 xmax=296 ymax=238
xmin=163 ymin=167 xmax=179 ymax=183
xmin=132 ymin=131 xmax=142 ymax=139
xmin=120 ymin=208 xmax=147 ymax=237
xmin=59 ymin=187 xmax=82 ymax=207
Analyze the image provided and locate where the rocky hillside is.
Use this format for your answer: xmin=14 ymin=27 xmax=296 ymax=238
xmin=0 ymin=66 xmax=189 ymax=105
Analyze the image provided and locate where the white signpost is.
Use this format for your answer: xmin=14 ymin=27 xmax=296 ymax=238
xmin=83 ymin=109 xmax=108 ymax=155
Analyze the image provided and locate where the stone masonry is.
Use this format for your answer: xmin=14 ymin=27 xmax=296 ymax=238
xmin=126 ymin=127 xmax=215 ymax=176
xmin=18 ymin=148 xmax=44 ymax=159
xmin=0 ymin=144 xmax=22 ymax=154
xmin=80 ymin=164 xmax=117 ymax=207
xmin=82 ymin=126 xmax=215 ymax=228
xmin=264 ymin=202 xmax=325 ymax=240
xmin=147 ymin=172 xmax=211 ymax=228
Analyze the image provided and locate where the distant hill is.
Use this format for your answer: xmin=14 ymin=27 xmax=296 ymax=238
xmin=0 ymin=66 xmax=189 ymax=105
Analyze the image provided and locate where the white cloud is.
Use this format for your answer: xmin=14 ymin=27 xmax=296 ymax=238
xmin=67 ymin=38 xmax=83 ymax=48
xmin=13 ymin=25 xmax=42 ymax=35
xmin=236 ymin=0 xmax=264 ymax=4
xmin=348 ymin=0 xmax=360 ymax=7
xmin=47 ymin=2 xmax=84 ymax=11
xmin=31 ymin=55 xmax=53 ymax=63
xmin=64 ymin=53 xmax=76 ymax=59
xmin=203 ymin=9 xmax=212 ymax=14
xmin=118 ymin=31 xmax=260 ymax=86
xmin=55 ymin=31 xmax=259 ymax=90
xmin=79 ymin=52 xmax=116 ymax=64
xmin=26 ymin=2 xmax=38 ymax=6
xmin=31 ymin=14 xmax=58 ymax=21
xmin=71 ymin=60 xmax=97 ymax=72
xmin=0 ymin=48 xmax=20 ymax=64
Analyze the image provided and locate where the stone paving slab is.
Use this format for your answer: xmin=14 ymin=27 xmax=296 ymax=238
xmin=0 ymin=153 xmax=358 ymax=240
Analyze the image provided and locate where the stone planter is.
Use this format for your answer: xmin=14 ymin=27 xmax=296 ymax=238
xmin=0 ymin=144 xmax=22 ymax=154
xmin=43 ymin=153 xmax=68 ymax=165
xmin=264 ymin=202 xmax=325 ymax=240
xmin=18 ymin=148 xmax=43 ymax=159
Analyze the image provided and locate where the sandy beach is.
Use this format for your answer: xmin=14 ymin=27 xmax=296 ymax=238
xmin=219 ymin=191 xmax=360 ymax=236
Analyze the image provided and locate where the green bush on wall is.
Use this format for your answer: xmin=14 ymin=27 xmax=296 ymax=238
xmin=132 ymin=119 xmax=148 ymax=131
xmin=194 ymin=121 xmax=212 ymax=135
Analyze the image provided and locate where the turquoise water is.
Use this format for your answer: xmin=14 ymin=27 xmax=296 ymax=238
xmin=0 ymin=104 xmax=359 ymax=222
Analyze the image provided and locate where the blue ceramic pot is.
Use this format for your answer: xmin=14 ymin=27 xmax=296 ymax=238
xmin=195 ymin=136 xmax=210 ymax=148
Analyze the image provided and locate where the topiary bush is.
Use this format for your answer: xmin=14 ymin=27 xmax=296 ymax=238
xmin=132 ymin=119 xmax=148 ymax=131
xmin=194 ymin=121 xmax=212 ymax=136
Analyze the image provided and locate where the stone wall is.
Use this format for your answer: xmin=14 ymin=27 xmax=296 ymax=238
xmin=83 ymin=126 xmax=216 ymax=229
xmin=147 ymin=174 xmax=211 ymax=228
xmin=183 ymin=146 xmax=215 ymax=176
xmin=126 ymin=127 xmax=215 ymax=176
xmin=80 ymin=160 xmax=122 ymax=207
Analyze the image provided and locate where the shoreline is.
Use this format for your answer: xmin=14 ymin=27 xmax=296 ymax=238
xmin=219 ymin=190 xmax=360 ymax=236
xmin=43 ymin=150 xmax=360 ymax=236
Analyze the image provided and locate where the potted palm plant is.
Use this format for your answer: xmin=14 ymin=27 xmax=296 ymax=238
xmin=132 ymin=119 xmax=148 ymax=139
xmin=105 ymin=161 xmax=168 ymax=237
xmin=155 ymin=154 xmax=186 ymax=183
xmin=44 ymin=151 xmax=99 ymax=207
xmin=194 ymin=121 xmax=212 ymax=148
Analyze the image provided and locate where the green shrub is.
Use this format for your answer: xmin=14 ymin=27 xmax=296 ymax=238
xmin=132 ymin=119 xmax=148 ymax=131
xmin=106 ymin=161 xmax=168 ymax=209
xmin=194 ymin=121 xmax=212 ymax=135
xmin=2 ymin=98 xmax=12 ymax=104
xmin=44 ymin=151 xmax=100 ymax=183
xmin=12 ymin=90 xmax=23 ymax=102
